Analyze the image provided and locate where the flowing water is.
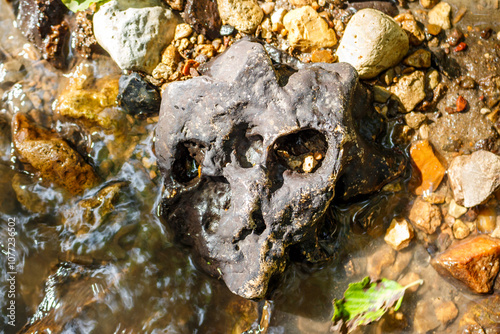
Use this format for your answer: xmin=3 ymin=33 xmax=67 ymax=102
xmin=0 ymin=1 xmax=499 ymax=333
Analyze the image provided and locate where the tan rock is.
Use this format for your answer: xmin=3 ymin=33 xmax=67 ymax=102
xmin=391 ymin=71 xmax=426 ymax=112
xmin=448 ymin=199 xmax=467 ymax=218
xmin=410 ymin=140 xmax=446 ymax=195
xmin=428 ymin=2 xmax=451 ymax=30
xmin=420 ymin=0 xmax=440 ymax=9
xmin=217 ymin=0 xmax=263 ymax=33
xmin=311 ymin=49 xmax=336 ymax=63
xmin=384 ymin=217 xmax=414 ymax=250
xmin=336 ymin=9 xmax=408 ymax=79
xmin=434 ymin=300 xmax=458 ymax=325
xmin=432 ymin=235 xmax=500 ymax=293
xmin=12 ymin=113 xmax=100 ymax=195
xmin=408 ymin=197 xmax=442 ymax=234
xmin=288 ymin=0 xmax=313 ymax=6
xmin=403 ymin=49 xmax=431 ymax=68
xmin=414 ymin=300 xmax=440 ymax=333
xmin=426 ymin=69 xmax=440 ymax=90
xmin=395 ymin=13 xmax=425 ymax=46
xmin=453 ymin=219 xmax=470 ymax=239
xmin=55 ymin=64 xmax=119 ymax=128
xmin=404 ymin=111 xmax=426 ymax=129
xmin=398 ymin=272 xmax=422 ymax=293
xmin=174 ymin=23 xmax=193 ymax=40
xmin=283 ymin=6 xmax=337 ymax=52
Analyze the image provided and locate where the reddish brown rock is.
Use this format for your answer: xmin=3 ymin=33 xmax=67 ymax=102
xmin=12 ymin=113 xmax=100 ymax=195
xmin=408 ymin=197 xmax=442 ymax=234
xmin=432 ymin=235 xmax=500 ymax=294
xmin=410 ymin=140 xmax=446 ymax=195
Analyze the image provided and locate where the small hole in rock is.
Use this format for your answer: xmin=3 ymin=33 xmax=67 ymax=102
xmin=172 ymin=141 xmax=206 ymax=184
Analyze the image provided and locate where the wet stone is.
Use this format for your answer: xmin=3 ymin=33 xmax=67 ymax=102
xmin=117 ymin=73 xmax=161 ymax=116
xmin=391 ymin=70 xmax=426 ymax=112
xmin=384 ymin=217 xmax=414 ymax=251
xmin=156 ymin=40 xmax=404 ymax=300
xmin=16 ymin=0 xmax=69 ymax=69
xmin=432 ymin=235 xmax=500 ymax=294
xmin=410 ymin=140 xmax=445 ymax=195
xmin=428 ymin=1 xmax=451 ymax=30
xmin=403 ymin=49 xmax=431 ymax=68
xmin=12 ymin=113 xmax=100 ymax=195
xmin=217 ymin=0 xmax=263 ymax=34
xmin=395 ymin=13 xmax=425 ymax=46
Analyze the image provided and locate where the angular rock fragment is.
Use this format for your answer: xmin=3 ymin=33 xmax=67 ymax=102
xmin=93 ymin=0 xmax=177 ymax=74
xmin=337 ymin=8 xmax=409 ymax=79
xmin=448 ymin=150 xmax=500 ymax=207
xmin=73 ymin=9 xmax=104 ymax=59
xmin=184 ymin=0 xmax=221 ymax=39
xmin=384 ymin=217 xmax=414 ymax=250
xmin=283 ymin=6 xmax=337 ymax=52
xmin=391 ymin=71 xmax=426 ymax=112
xmin=12 ymin=113 xmax=100 ymax=195
xmin=156 ymin=40 xmax=404 ymax=299
xmin=428 ymin=2 xmax=451 ymax=30
xmin=432 ymin=235 xmax=500 ymax=293
xmin=408 ymin=197 xmax=442 ymax=234
xmin=410 ymin=140 xmax=446 ymax=195
xmin=117 ymin=73 xmax=161 ymax=116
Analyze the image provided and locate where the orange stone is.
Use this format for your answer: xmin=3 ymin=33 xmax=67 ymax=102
xmin=410 ymin=140 xmax=446 ymax=195
xmin=432 ymin=235 xmax=500 ymax=294
xmin=311 ymin=49 xmax=336 ymax=63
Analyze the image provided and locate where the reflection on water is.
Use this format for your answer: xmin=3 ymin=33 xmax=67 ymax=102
xmin=0 ymin=0 xmax=499 ymax=333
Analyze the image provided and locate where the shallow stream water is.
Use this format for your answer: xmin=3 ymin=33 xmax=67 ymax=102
xmin=1 ymin=0 xmax=500 ymax=333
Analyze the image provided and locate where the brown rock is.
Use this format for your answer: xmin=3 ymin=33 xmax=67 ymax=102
xmin=403 ymin=49 xmax=431 ymax=68
xmin=432 ymin=235 xmax=500 ymax=293
xmin=17 ymin=0 xmax=69 ymax=68
xmin=460 ymin=295 xmax=500 ymax=332
xmin=408 ymin=197 xmax=442 ymax=234
xmin=12 ymin=113 xmax=100 ymax=195
xmin=184 ymin=0 xmax=221 ymax=39
xmin=311 ymin=49 xmax=336 ymax=63
xmin=384 ymin=217 xmax=414 ymax=250
xmin=476 ymin=206 xmax=497 ymax=233
xmin=414 ymin=300 xmax=440 ymax=333
xmin=410 ymin=140 xmax=446 ymax=195
xmin=426 ymin=23 xmax=442 ymax=36
xmin=74 ymin=9 xmax=104 ymax=59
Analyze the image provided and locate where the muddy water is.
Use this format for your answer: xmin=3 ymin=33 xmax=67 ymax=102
xmin=0 ymin=1 xmax=499 ymax=333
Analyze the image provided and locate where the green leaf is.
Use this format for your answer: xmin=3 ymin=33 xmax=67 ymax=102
xmin=332 ymin=276 xmax=423 ymax=333
xmin=61 ymin=0 xmax=108 ymax=12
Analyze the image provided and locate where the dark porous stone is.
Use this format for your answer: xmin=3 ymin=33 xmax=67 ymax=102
xmin=117 ymin=73 xmax=161 ymax=116
xmin=156 ymin=40 xmax=404 ymax=300
xmin=16 ymin=0 xmax=69 ymax=69
xmin=184 ymin=0 xmax=221 ymax=40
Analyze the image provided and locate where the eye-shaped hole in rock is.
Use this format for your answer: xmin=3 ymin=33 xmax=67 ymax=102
xmin=267 ymin=129 xmax=328 ymax=192
xmin=171 ymin=141 xmax=206 ymax=184
xmin=235 ymin=133 xmax=264 ymax=168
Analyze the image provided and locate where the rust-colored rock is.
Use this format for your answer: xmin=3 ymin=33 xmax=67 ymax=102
xmin=432 ymin=235 xmax=500 ymax=294
xmin=410 ymin=140 xmax=446 ymax=195
xmin=12 ymin=113 xmax=100 ymax=195
xmin=408 ymin=197 xmax=442 ymax=234
xmin=311 ymin=49 xmax=336 ymax=63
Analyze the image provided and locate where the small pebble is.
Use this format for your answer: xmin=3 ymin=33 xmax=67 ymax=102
xmin=456 ymin=95 xmax=468 ymax=112
xmin=454 ymin=42 xmax=467 ymax=52
xmin=480 ymin=108 xmax=491 ymax=115
xmin=480 ymin=27 xmax=492 ymax=40
xmin=220 ymin=24 xmax=235 ymax=36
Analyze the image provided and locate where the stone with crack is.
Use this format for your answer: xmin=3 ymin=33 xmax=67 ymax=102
xmin=156 ymin=40 xmax=404 ymax=299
